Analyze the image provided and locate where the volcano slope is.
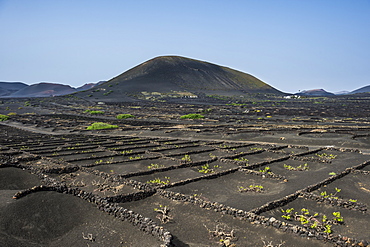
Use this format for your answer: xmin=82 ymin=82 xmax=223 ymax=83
xmin=0 ymin=95 xmax=370 ymax=247
xmin=74 ymin=56 xmax=283 ymax=103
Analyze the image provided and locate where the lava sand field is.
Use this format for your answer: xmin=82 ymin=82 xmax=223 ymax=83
xmin=0 ymin=97 xmax=370 ymax=247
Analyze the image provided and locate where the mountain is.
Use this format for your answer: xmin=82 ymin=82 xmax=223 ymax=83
xmin=76 ymin=83 xmax=96 ymax=92
xmin=350 ymin=85 xmax=370 ymax=94
xmin=300 ymin=85 xmax=370 ymax=96
xmin=76 ymin=81 xmax=106 ymax=92
xmin=296 ymin=89 xmax=335 ymax=97
xmin=9 ymin=83 xmax=77 ymax=97
xmin=334 ymin=91 xmax=350 ymax=95
xmin=76 ymin=56 xmax=283 ymax=102
xmin=0 ymin=82 xmax=28 ymax=96
xmin=0 ymin=81 xmax=101 ymax=98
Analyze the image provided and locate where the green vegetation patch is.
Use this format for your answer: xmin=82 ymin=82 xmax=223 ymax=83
xmin=0 ymin=114 xmax=9 ymax=121
xmin=84 ymin=110 xmax=104 ymax=114
xmin=280 ymin=207 xmax=344 ymax=234
xmin=180 ymin=113 xmax=204 ymax=119
xmin=116 ymin=114 xmax=135 ymax=119
xmin=103 ymin=90 xmax=113 ymax=96
xmin=86 ymin=122 xmax=118 ymax=130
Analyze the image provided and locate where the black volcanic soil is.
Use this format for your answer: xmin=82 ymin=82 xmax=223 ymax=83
xmin=0 ymin=95 xmax=369 ymax=246
xmin=0 ymin=167 xmax=42 ymax=190
xmin=0 ymin=191 xmax=161 ymax=247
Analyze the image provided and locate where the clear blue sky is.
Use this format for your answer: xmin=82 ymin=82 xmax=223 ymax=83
xmin=1 ymin=0 xmax=369 ymax=93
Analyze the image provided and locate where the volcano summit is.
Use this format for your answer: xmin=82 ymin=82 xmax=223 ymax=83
xmin=76 ymin=56 xmax=283 ymax=102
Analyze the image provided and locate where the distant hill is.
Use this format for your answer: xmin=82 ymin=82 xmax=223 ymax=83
xmin=350 ymin=85 xmax=370 ymax=94
xmin=334 ymin=91 xmax=350 ymax=95
xmin=76 ymin=83 xmax=96 ymax=92
xmin=9 ymin=83 xmax=77 ymax=97
xmin=296 ymin=89 xmax=335 ymax=97
xmin=76 ymin=56 xmax=283 ymax=102
xmin=0 ymin=81 xmax=102 ymax=98
xmin=76 ymin=81 xmax=106 ymax=92
xmin=0 ymin=82 xmax=28 ymax=96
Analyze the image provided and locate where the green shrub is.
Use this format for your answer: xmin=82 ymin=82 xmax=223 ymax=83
xmin=103 ymin=90 xmax=113 ymax=96
xmin=0 ymin=114 xmax=9 ymax=121
xmin=90 ymin=111 xmax=104 ymax=114
xmin=180 ymin=113 xmax=204 ymax=119
xmin=84 ymin=110 xmax=104 ymax=114
xmin=86 ymin=122 xmax=118 ymax=130
xmin=116 ymin=114 xmax=135 ymax=119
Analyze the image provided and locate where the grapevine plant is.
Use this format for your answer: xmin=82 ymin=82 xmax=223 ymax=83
xmin=281 ymin=207 xmax=344 ymax=234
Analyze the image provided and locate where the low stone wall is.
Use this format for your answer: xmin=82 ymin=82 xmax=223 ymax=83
xmin=244 ymin=156 xmax=291 ymax=169
xmin=166 ymin=147 xmax=216 ymax=158
xmin=249 ymin=192 xmax=300 ymax=214
xmin=353 ymin=160 xmax=370 ymax=170
xmin=159 ymin=167 xmax=239 ymax=189
xmin=117 ymin=157 xmax=217 ymax=179
xmin=240 ymin=168 xmax=287 ymax=181
xmin=219 ymin=149 xmax=264 ymax=160
xmin=289 ymin=148 xmax=323 ymax=157
xmin=105 ymin=190 xmax=156 ymax=203
xmin=220 ymin=155 xmax=290 ymax=168
xmin=353 ymin=170 xmax=370 ymax=175
xmin=15 ymin=158 xmax=80 ymax=175
xmin=324 ymin=146 xmax=361 ymax=153
xmin=81 ymin=154 xmax=162 ymax=168
xmin=300 ymin=192 xmax=367 ymax=212
xmin=82 ymin=167 xmax=156 ymax=192
xmin=290 ymin=155 xmax=330 ymax=163
xmin=0 ymin=154 xmax=19 ymax=166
